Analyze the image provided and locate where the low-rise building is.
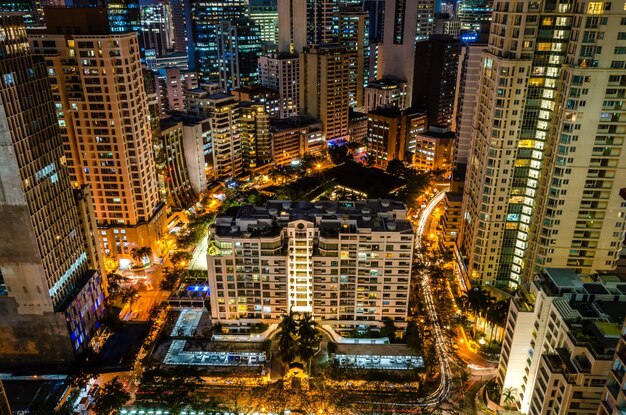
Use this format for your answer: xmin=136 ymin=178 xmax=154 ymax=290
xmin=348 ymin=110 xmax=368 ymax=144
xmin=270 ymin=117 xmax=323 ymax=166
xmin=367 ymin=107 xmax=427 ymax=169
xmin=411 ymin=127 xmax=454 ymax=172
xmin=207 ymin=200 xmax=414 ymax=329
xmin=440 ymin=169 xmax=464 ymax=250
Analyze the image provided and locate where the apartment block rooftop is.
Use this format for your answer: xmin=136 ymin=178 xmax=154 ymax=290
xmin=213 ymin=199 xmax=413 ymax=238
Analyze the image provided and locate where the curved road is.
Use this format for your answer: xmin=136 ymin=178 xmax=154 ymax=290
xmin=414 ymin=189 xmax=453 ymax=406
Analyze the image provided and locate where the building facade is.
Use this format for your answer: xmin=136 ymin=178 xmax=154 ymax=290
xmin=204 ymin=93 xmax=243 ymax=179
xmin=367 ymin=107 xmax=427 ymax=168
xmin=29 ymin=10 xmax=166 ymax=258
xmin=338 ymin=6 xmax=369 ymax=109
xmin=412 ymin=35 xmax=461 ymax=128
xmin=364 ymin=79 xmax=408 ymax=112
xmin=239 ymin=101 xmax=271 ymax=171
xmin=192 ymin=0 xmax=247 ymax=83
xmin=0 ymin=14 xmax=104 ymax=365
xmin=453 ymin=40 xmax=486 ymax=166
xmin=460 ymin=0 xmax=626 ymax=289
xmin=217 ymin=17 xmax=263 ymax=91
xmin=207 ymin=200 xmax=414 ymax=328
xmin=249 ymin=0 xmax=278 ymax=47
xmin=159 ymin=118 xmax=196 ymax=210
xmin=270 ymin=117 xmax=324 ymax=165
xmin=300 ymin=44 xmax=351 ymax=142
xmin=380 ymin=0 xmax=435 ymax=107
xmin=597 ymin=318 xmax=626 ymax=415
xmin=258 ymin=53 xmax=300 ymax=118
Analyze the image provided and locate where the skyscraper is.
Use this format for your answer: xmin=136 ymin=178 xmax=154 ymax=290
xmin=249 ymin=0 xmax=278 ymax=47
xmin=277 ymin=0 xmax=338 ymax=54
xmin=460 ymin=0 xmax=626 ymax=289
xmin=277 ymin=0 xmax=307 ymax=54
xmin=454 ymin=39 xmax=487 ymax=166
xmin=107 ymin=0 xmax=141 ymax=35
xmin=140 ymin=0 xmax=175 ymax=57
xmin=338 ymin=6 xmax=369 ymax=108
xmin=412 ymin=35 xmax=461 ymax=128
xmin=192 ymin=0 xmax=247 ymax=83
xmin=363 ymin=0 xmax=385 ymax=43
xmin=217 ymin=17 xmax=263 ymax=91
xmin=258 ymin=53 xmax=300 ymax=118
xmin=457 ymin=0 xmax=493 ymax=30
xmin=29 ymin=8 xmax=166 ymax=259
xmin=300 ymin=44 xmax=351 ymax=142
xmin=171 ymin=0 xmax=192 ymax=54
xmin=239 ymin=101 xmax=271 ymax=171
xmin=381 ymin=0 xmax=435 ymax=107
xmin=0 ymin=13 xmax=104 ymax=364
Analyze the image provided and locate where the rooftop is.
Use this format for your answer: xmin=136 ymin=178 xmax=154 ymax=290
xmin=213 ymin=198 xmax=413 ymax=238
xmin=3 ymin=379 xmax=67 ymax=413
xmin=367 ymin=79 xmax=407 ymax=89
xmin=270 ymin=116 xmax=321 ymax=131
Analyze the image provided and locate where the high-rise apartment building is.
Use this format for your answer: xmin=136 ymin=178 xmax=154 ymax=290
xmin=454 ymin=39 xmax=487 ymax=166
xmin=0 ymin=14 xmax=105 ymax=365
xmin=203 ymin=93 xmax=243 ymax=179
xmin=207 ymin=200 xmax=414 ymax=327
xmin=159 ymin=118 xmax=196 ymax=209
xmin=597 ymin=317 xmax=626 ymax=415
xmin=300 ymin=44 xmax=350 ymax=141
xmin=498 ymin=268 xmax=625 ymax=414
xmin=249 ymin=0 xmax=278 ymax=47
xmin=338 ymin=6 xmax=369 ymax=109
xmin=277 ymin=0 xmax=337 ymax=53
xmin=367 ymin=107 xmax=427 ymax=168
xmin=380 ymin=0 xmax=435 ymax=107
xmin=460 ymin=0 xmax=626 ymax=289
xmin=182 ymin=115 xmax=211 ymax=194
xmin=192 ymin=0 xmax=247 ymax=83
xmin=217 ymin=17 xmax=263 ymax=91
xmin=157 ymin=67 xmax=199 ymax=113
xmin=239 ymin=101 xmax=271 ymax=171
xmin=412 ymin=35 xmax=461 ymax=128
xmin=307 ymin=0 xmax=337 ymax=45
xmin=258 ymin=53 xmax=300 ymax=118
xmin=232 ymin=84 xmax=280 ymax=118
xmin=29 ymin=8 xmax=166 ymax=258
